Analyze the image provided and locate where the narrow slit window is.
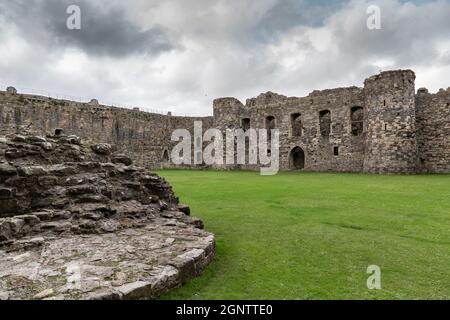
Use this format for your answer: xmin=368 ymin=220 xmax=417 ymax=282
xmin=266 ymin=116 xmax=276 ymax=140
xmin=242 ymin=118 xmax=250 ymax=131
xmin=319 ymin=110 xmax=331 ymax=137
xmin=291 ymin=113 xmax=302 ymax=137
xmin=162 ymin=150 xmax=170 ymax=162
xmin=350 ymin=107 xmax=364 ymax=136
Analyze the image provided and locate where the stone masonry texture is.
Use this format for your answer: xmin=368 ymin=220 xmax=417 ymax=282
xmin=0 ymin=132 xmax=215 ymax=300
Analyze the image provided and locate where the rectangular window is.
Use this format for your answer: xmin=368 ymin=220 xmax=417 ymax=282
xmin=319 ymin=110 xmax=331 ymax=137
xmin=290 ymin=113 xmax=302 ymax=137
xmin=350 ymin=107 xmax=364 ymax=136
xmin=334 ymin=146 xmax=339 ymax=156
xmin=242 ymin=118 xmax=250 ymax=131
xmin=266 ymin=116 xmax=275 ymax=140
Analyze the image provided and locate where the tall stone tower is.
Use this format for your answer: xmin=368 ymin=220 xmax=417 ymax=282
xmin=363 ymin=70 xmax=419 ymax=173
xmin=212 ymin=98 xmax=245 ymax=169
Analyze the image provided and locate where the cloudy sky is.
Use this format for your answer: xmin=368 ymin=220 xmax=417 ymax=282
xmin=0 ymin=0 xmax=449 ymax=115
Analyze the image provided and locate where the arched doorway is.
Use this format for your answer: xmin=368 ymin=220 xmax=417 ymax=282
xmin=162 ymin=150 xmax=170 ymax=163
xmin=289 ymin=147 xmax=305 ymax=170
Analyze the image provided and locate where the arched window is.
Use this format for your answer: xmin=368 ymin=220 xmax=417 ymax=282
xmin=319 ymin=110 xmax=331 ymax=137
xmin=266 ymin=116 xmax=276 ymax=140
xmin=265 ymin=116 xmax=275 ymax=130
xmin=291 ymin=113 xmax=302 ymax=137
xmin=242 ymin=118 xmax=250 ymax=131
xmin=351 ymin=107 xmax=364 ymax=136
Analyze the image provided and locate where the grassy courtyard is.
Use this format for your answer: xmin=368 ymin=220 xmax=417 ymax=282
xmin=156 ymin=170 xmax=450 ymax=300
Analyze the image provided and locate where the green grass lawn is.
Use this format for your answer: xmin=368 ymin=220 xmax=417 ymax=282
xmin=156 ymin=170 xmax=450 ymax=300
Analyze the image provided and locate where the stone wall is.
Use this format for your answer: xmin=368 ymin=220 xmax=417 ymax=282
xmin=1 ymin=69 xmax=448 ymax=174
xmin=213 ymin=70 xmax=448 ymax=174
xmin=0 ymin=91 xmax=213 ymax=169
xmin=214 ymin=88 xmax=366 ymax=172
xmin=415 ymin=88 xmax=450 ymax=173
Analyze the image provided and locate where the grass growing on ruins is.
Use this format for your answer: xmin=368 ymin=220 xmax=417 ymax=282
xmin=156 ymin=170 xmax=450 ymax=300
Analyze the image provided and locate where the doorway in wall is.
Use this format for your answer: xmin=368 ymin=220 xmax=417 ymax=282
xmin=162 ymin=150 xmax=170 ymax=163
xmin=289 ymin=147 xmax=305 ymax=170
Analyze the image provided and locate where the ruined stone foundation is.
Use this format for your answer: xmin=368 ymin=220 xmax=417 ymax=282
xmin=0 ymin=132 xmax=215 ymax=300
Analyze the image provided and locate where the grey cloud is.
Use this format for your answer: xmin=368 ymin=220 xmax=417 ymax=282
xmin=258 ymin=0 xmax=346 ymax=31
xmin=0 ymin=0 xmax=449 ymax=115
xmin=0 ymin=0 xmax=174 ymax=57
xmin=328 ymin=0 xmax=450 ymax=74
xmin=263 ymin=0 xmax=450 ymax=94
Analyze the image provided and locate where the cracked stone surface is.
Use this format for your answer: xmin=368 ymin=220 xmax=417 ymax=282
xmin=0 ymin=132 xmax=215 ymax=300
xmin=0 ymin=223 xmax=214 ymax=300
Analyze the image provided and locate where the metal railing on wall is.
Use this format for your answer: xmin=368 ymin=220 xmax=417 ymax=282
xmin=0 ymin=83 xmax=212 ymax=117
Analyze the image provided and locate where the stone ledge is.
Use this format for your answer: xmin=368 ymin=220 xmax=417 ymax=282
xmin=0 ymin=225 xmax=215 ymax=300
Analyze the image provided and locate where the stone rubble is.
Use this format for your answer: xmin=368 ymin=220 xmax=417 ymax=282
xmin=0 ymin=132 xmax=215 ymax=300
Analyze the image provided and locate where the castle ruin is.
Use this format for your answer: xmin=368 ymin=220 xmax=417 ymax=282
xmin=1 ymin=70 xmax=449 ymax=174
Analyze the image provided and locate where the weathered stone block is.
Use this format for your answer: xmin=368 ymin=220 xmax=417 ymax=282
xmin=66 ymin=184 xmax=97 ymax=195
xmin=111 ymin=154 xmax=133 ymax=166
xmin=117 ymin=281 xmax=153 ymax=300
xmin=0 ymin=199 xmax=18 ymax=216
xmin=5 ymin=149 xmax=26 ymax=159
xmin=0 ymin=188 xmax=14 ymax=199
xmin=18 ymin=166 xmax=48 ymax=177
xmin=38 ymin=176 xmax=58 ymax=187
xmin=0 ymin=164 xmax=17 ymax=176
xmin=91 ymin=143 xmax=112 ymax=155
xmin=178 ymin=204 xmax=191 ymax=216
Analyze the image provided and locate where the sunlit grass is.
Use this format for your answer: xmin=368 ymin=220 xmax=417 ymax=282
xmin=156 ymin=170 xmax=450 ymax=300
